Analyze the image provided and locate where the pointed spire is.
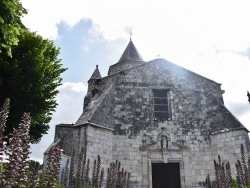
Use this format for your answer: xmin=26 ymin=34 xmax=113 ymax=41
xmin=89 ymin=65 xmax=101 ymax=81
xmin=117 ymin=40 xmax=143 ymax=63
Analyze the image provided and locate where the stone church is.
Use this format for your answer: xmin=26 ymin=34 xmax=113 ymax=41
xmin=46 ymin=39 xmax=250 ymax=187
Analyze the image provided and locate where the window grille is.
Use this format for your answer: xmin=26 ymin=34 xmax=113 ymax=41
xmin=153 ymin=90 xmax=169 ymax=119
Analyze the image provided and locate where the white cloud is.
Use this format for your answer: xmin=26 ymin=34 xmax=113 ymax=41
xmin=58 ymin=82 xmax=87 ymax=93
xmin=30 ymin=82 xmax=87 ymax=162
xmin=21 ymin=0 xmax=250 ymax=53
xmin=82 ymin=45 xmax=90 ymax=52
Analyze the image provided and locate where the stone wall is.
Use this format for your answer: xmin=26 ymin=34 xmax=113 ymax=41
xmin=109 ymin=129 xmax=249 ymax=188
xmin=88 ymin=59 xmax=237 ymax=140
xmin=54 ymin=124 xmax=74 ymax=156
xmin=112 ymin=135 xmax=143 ymax=187
xmin=183 ymin=129 xmax=249 ymax=187
xmin=84 ymin=124 xmax=113 ymax=172
xmin=55 ymin=123 xmax=113 ymax=176
xmin=108 ymin=61 xmax=143 ymax=75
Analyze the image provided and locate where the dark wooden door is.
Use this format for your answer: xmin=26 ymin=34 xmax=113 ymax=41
xmin=152 ymin=163 xmax=181 ymax=188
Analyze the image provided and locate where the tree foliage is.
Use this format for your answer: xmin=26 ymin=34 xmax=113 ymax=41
xmin=0 ymin=0 xmax=27 ymax=56
xmin=0 ymin=30 xmax=67 ymax=143
xmin=28 ymin=160 xmax=43 ymax=172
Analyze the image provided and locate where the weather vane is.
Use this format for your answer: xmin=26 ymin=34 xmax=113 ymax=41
xmin=130 ymin=31 xmax=132 ymax=41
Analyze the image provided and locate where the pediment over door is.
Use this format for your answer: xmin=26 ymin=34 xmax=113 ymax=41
xmin=140 ymin=127 xmax=189 ymax=151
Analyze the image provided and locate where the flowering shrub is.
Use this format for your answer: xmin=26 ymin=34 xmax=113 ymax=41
xmin=0 ymin=99 xmax=130 ymax=188
xmin=0 ymin=99 xmax=63 ymax=188
xmin=206 ymin=144 xmax=250 ymax=188
xmin=61 ymin=148 xmax=130 ymax=188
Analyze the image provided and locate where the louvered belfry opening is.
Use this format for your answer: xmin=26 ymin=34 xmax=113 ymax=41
xmin=153 ymin=90 xmax=169 ymax=120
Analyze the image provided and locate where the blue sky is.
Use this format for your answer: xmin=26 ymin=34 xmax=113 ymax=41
xmin=54 ymin=20 xmax=120 ymax=84
xmin=55 ymin=19 xmax=124 ymax=83
xmin=19 ymin=0 xmax=250 ymax=162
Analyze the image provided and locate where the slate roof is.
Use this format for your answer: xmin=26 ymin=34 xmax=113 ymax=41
xmin=89 ymin=65 xmax=101 ymax=81
xmin=75 ymin=83 xmax=114 ymax=127
xmin=117 ymin=40 xmax=143 ymax=63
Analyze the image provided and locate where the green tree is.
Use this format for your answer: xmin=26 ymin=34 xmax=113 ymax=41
xmin=0 ymin=30 xmax=67 ymax=143
xmin=0 ymin=0 xmax=27 ymax=56
xmin=28 ymin=160 xmax=43 ymax=172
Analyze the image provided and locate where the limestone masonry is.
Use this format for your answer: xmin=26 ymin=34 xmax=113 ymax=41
xmin=45 ymin=40 xmax=250 ymax=188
